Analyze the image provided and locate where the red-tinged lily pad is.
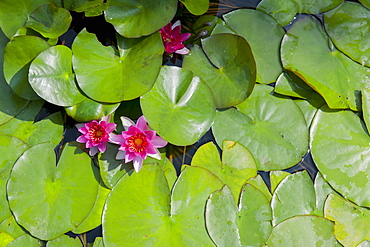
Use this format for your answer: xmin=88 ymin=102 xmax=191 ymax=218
xmin=103 ymin=164 xmax=223 ymax=246
xmin=212 ymin=84 xmax=308 ymax=171
xmin=281 ymin=15 xmax=370 ymax=111
xmin=310 ymin=106 xmax=370 ymax=207
xmin=104 ymin=0 xmax=177 ymax=38
xmin=141 ymin=66 xmax=215 ymax=146
xmin=72 ymin=29 xmax=163 ymax=102
xmin=7 ymin=143 xmax=100 ymax=240
xmin=324 ymin=1 xmax=370 ymax=67
xmin=324 ymin=193 xmax=370 ymax=247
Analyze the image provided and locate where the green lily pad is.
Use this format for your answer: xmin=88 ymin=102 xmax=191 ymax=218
xmin=324 ymin=1 xmax=370 ymax=67
xmin=102 ymin=164 xmax=223 ymax=246
xmin=7 ymin=143 xmax=100 ymax=240
xmin=7 ymin=234 xmax=43 ymax=247
xmin=91 ymin=237 xmax=104 ymax=247
xmin=257 ymin=0 xmax=343 ymax=27
xmin=191 ymin=141 xmax=257 ymax=203
xmin=46 ymin=235 xmax=81 ymax=247
xmin=266 ymin=215 xmax=337 ymax=246
xmin=65 ymin=97 xmax=120 ymax=122
xmin=104 ymin=0 xmax=177 ymax=38
xmin=206 ymin=184 xmax=272 ymax=246
xmin=220 ymin=9 xmax=285 ymax=84
xmin=183 ymin=33 xmax=256 ymax=108
xmin=270 ymin=170 xmax=290 ymax=193
xmin=246 ymin=175 xmax=272 ymax=201
xmin=314 ymin=172 xmax=338 ymax=216
xmin=360 ymin=0 xmax=370 ymax=9
xmin=29 ymin=45 xmax=85 ymax=106
xmin=72 ymin=29 xmax=163 ymax=102
xmin=0 ymin=0 xmax=51 ymax=38
xmin=294 ymin=98 xmax=325 ymax=128
xmin=0 ymin=215 xmax=26 ymax=239
xmin=362 ymin=88 xmax=370 ymax=134
xmin=4 ymin=35 xmax=50 ymax=100
xmin=140 ymin=66 xmax=215 ymax=146
xmin=179 ymin=0 xmax=209 ymax=15
xmin=26 ymin=4 xmax=72 ymax=39
xmin=325 ymin=193 xmax=370 ymax=246
xmin=281 ymin=15 xmax=370 ymax=111
xmin=63 ymin=0 xmax=103 ymax=12
xmin=0 ymin=232 xmax=13 ymax=246
xmin=212 ymin=84 xmax=309 ymax=171
xmin=310 ymin=106 xmax=370 ymax=207
xmin=271 ymin=171 xmax=316 ymax=226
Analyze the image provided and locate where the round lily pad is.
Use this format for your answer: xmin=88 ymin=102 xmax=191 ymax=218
xmin=310 ymin=106 xmax=370 ymax=206
xmin=179 ymin=0 xmax=209 ymax=15
xmin=212 ymin=84 xmax=308 ymax=171
xmin=29 ymin=45 xmax=85 ymax=106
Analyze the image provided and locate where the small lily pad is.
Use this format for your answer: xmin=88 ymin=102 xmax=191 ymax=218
xmin=46 ymin=235 xmax=82 ymax=247
xmin=179 ymin=0 xmax=209 ymax=15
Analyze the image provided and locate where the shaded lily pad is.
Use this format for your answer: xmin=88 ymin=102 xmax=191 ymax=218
xmin=104 ymin=0 xmax=177 ymax=38
xmin=206 ymin=184 xmax=272 ymax=246
xmin=314 ymin=172 xmax=338 ymax=216
xmin=7 ymin=143 xmax=100 ymax=240
xmin=63 ymin=0 xmax=103 ymax=12
xmin=140 ymin=66 xmax=215 ymax=146
xmin=46 ymin=235 xmax=81 ymax=247
xmin=266 ymin=215 xmax=337 ymax=246
xmin=360 ymin=0 xmax=370 ymax=9
xmin=281 ymin=15 xmax=369 ymax=111
xmin=72 ymin=29 xmax=163 ymax=102
xmin=270 ymin=170 xmax=290 ymax=193
xmin=310 ymin=106 xmax=370 ymax=206
xmin=325 ymin=193 xmax=370 ymax=247
xmin=102 ymin=164 xmax=223 ymax=246
xmin=220 ymin=9 xmax=285 ymax=84
xmin=179 ymin=0 xmax=209 ymax=15
xmin=324 ymin=1 xmax=370 ymax=67
xmin=212 ymin=84 xmax=308 ymax=171
xmin=26 ymin=4 xmax=72 ymax=39
xmin=4 ymin=35 xmax=50 ymax=99
xmin=183 ymin=33 xmax=256 ymax=108
xmin=29 ymin=45 xmax=85 ymax=106
xmin=362 ymin=88 xmax=370 ymax=134
xmin=246 ymin=175 xmax=272 ymax=201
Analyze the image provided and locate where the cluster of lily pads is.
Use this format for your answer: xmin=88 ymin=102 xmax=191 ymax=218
xmin=0 ymin=0 xmax=369 ymax=246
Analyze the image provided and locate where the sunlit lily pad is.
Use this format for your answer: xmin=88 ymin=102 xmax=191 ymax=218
xmin=0 ymin=232 xmax=13 ymax=246
xmin=46 ymin=235 xmax=82 ymax=247
xmin=314 ymin=172 xmax=338 ymax=216
xmin=103 ymin=164 xmax=223 ymax=246
xmin=266 ymin=215 xmax=337 ymax=246
xmin=325 ymin=193 xmax=370 ymax=247
xmin=7 ymin=234 xmax=43 ymax=247
xmin=72 ymin=29 xmax=163 ymax=102
xmin=212 ymin=84 xmax=308 ymax=171
xmin=0 ymin=215 xmax=26 ymax=239
xmin=324 ymin=1 xmax=370 ymax=67
xmin=4 ymin=36 xmax=50 ymax=99
xmin=179 ymin=0 xmax=209 ymax=15
xmin=104 ymin=0 xmax=177 ymax=38
xmin=270 ymin=170 xmax=290 ymax=193
xmin=310 ymin=106 xmax=370 ymax=206
xmin=141 ymin=66 xmax=215 ymax=146
xmin=206 ymin=184 xmax=272 ymax=246
xmin=29 ymin=45 xmax=85 ymax=106
xmin=7 ymin=143 xmax=100 ymax=240
xmin=281 ymin=16 xmax=370 ymax=111
xmin=220 ymin=9 xmax=285 ymax=84
xmin=246 ymin=175 xmax=272 ymax=201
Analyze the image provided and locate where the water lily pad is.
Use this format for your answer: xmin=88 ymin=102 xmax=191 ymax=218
xmin=140 ymin=66 xmax=215 ymax=146
xmin=294 ymin=98 xmax=325 ymax=128
xmin=183 ymin=33 xmax=256 ymax=108
xmin=281 ymin=15 xmax=370 ymax=111
xmin=29 ymin=45 xmax=85 ymax=106
xmin=46 ymin=235 xmax=81 ymax=247
xmin=63 ymin=0 xmax=103 ymax=12
xmin=0 ymin=216 xmax=26 ymax=239
xmin=7 ymin=143 xmax=100 ymax=240
xmin=246 ymin=175 xmax=272 ymax=201
xmin=325 ymin=193 xmax=370 ymax=246
xmin=7 ymin=234 xmax=43 ymax=247
xmin=270 ymin=170 xmax=290 ymax=193
xmin=220 ymin=9 xmax=285 ymax=84
xmin=72 ymin=29 xmax=163 ymax=102
xmin=206 ymin=184 xmax=272 ymax=246
xmin=271 ymin=171 xmax=316 ymax=226
xmin=92 ymin=237 xmax=104 ymax=247
xmin=104 ymin=0 xmax=177 ymax=38
xmin=314 ymin=172 xmax=338 ymax=216
xmin=192 ymin=141 xmax=257 ymax=203
xmin=0 ymin=232 xmax=13 ymax=246
xmin=103 ymin=164 xmax=223 ymax=246
xmin=324 ymin=1 xmax=370 ymax=67
xmin=4 ymin=35 xmax=50 ymax=100
xmin=179 ymin=0 xmax=209 ymax=15
xmin=212 ymin=84 xmax=308 ymax=171
xmin=266 ymin=215 xmax=337 ymax=246
xmin=26 ymin=4 xmax=72 ymax=39
xmin=360 ymin=0 xmax=370 ymax=9
xmin=310 ymin=106 xmax=370 ymax=207
xmin=362 ymin=88 xmax=370 ymax=134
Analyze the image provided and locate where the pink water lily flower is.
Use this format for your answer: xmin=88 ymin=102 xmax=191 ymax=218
xmin=160 ymin=20 xmax=191 ymax=55
xmin=110 ymin=116 xmax=167 ymax=173
xmin=76 ymin=116 xmax=116 ymax=156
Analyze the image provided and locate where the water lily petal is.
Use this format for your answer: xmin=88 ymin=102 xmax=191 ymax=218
xmin=136 ymin=115 xmax=148 ymax=131
xmin=172 ymin=20 xmax=181 ymax=29
xmin=147 ymin=149 xmax=161 ymax=160
xmin=120 ymin=116 xmax=135 ymax=131
xmin=144 ymin=130 xmax=156 ymax=140
xmin=89 ymin=146 xmax=98 ymax=156
xmin=133 ymin=156 xmax=143 ymax=172
xmin=116 ymin=150 xmax=126 ymax=160
xmin=151 ymin=136 xmax=168 ymax=148
xmin=175 ymin=47 xmax=190 ymax=55
xmin=75 ymin=123 xmax=85 ymax=130
xmin=180 ymin=33 xmax=191 ymax=42
xmin=98 ymin=142 xmax=106 ymax=153
xmin=106 ymin=122 xmax=117 ymax=133
xmin=109 ymin=134 xmax=125 ymax=144
xmin=76 ymin=135 xmax=87 ymax=143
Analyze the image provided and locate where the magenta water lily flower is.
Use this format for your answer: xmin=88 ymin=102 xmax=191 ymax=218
xmin=160 ymin=20 xmax=191 ymax=55
xmin=76 ymin=116 xmax=116 ymax=156
xmin=110 ymin=116 xmax=167 ymax=173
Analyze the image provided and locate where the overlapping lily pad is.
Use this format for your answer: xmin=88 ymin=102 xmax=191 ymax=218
xmin=62 ymin=0 xmax=103 ymax=12
xmin=141 ymin=66 xmax=215 ymax=146
xmin=104 ymin=0 xmax=177 ymax=38
xmin=183 ymin=33 xmax=256 ymax=108
xmin=46 ymin=235 xmax=82 ymax=247
xmin=179 ymin=0 xmax=209 ymax=15
xmin=72 ymin=29 xmax=163 ymax=102
xmin=310 ymin=106 xmax=370 ymax=206
xmin=212 ymin=84 xmax=309 ymax=171
xmin=7 ymin=143 xmax=100 ymax=240
xmin=7 ymin=234 xmax=43 ymax=247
